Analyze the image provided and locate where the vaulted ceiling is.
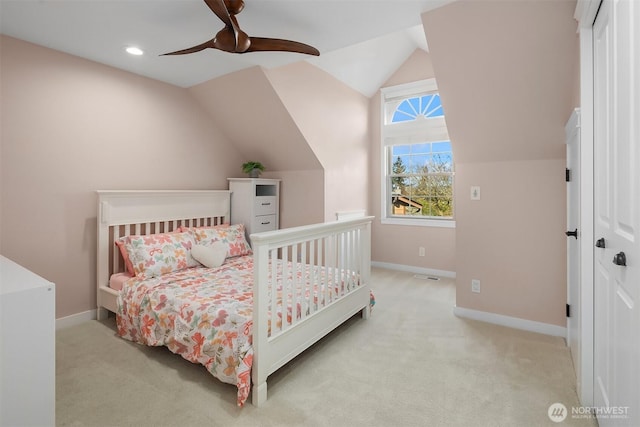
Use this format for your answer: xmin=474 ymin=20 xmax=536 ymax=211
xmin=0 ymin=0 xmax=453 ymax=96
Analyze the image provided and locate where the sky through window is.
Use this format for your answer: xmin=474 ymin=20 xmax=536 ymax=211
xmin=391 ymin=94 xmax=444 ymax=123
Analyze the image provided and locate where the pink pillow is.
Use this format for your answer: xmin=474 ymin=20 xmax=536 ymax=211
xmin=120 ymin=231 xmax=199 ymax=279
xmin=114 ymin=240 xmax=135 ymax=275
xmin=186 ymin=224 xmax=252 ymax=258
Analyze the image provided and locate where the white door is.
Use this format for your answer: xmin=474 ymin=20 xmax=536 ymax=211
xmin=593 ymin=0 xmax=640 ymax=425
xmin=566 ymin=109 xmax=581 ymax=380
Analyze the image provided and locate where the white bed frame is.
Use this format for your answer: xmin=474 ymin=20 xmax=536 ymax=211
xmin=96 ymin=190 xmax=372 ymax=407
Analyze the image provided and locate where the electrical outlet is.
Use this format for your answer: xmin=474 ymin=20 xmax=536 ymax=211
xmin=419 ymin=247 xmax=426 ymax=257
xmin=471 ymin=279 xmax=481 ymax=293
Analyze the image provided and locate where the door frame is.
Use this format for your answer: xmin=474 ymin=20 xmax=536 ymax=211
xmin=565 ymin=107 xmax=581 ymax=387
xmin=574 ymin=0 xmax=601 ymax=407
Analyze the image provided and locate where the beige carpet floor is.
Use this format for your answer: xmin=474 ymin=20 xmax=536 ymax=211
xmin=56 ymin=267 xmax=596 ymax=427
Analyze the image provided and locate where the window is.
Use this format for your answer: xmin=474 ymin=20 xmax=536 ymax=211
xmin=381 ymin=79 xmax=455 ymax=227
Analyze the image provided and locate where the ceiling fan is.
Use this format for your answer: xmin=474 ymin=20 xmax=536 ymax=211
xmin=162 ymin=0 xmax=320 ymax=57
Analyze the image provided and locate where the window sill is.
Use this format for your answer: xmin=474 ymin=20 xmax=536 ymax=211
xmin=381 ymin=217 xmax=456 ymax=228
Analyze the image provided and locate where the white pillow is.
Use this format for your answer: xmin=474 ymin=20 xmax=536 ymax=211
xmin=191 ymin=243 xmax=226 ymax=268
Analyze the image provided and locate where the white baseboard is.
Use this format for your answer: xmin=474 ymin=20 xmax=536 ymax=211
xmin=453 ymin=306 xmax=567 ymax=339
xmin=371 ymin=261 xmax=456 ymax=279
xmin=56 ymin=309 xmax=97 ymax=330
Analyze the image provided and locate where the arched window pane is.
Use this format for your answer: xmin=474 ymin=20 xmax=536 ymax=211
xmin=392 ymin=100 xmax=416 ymax=122
xmin=424 ymin=95 xmax=444 ymax=117
xmin=408 ymin=98 xmax=421 ymax=116
xmin=392 ymin=94 xmax=444 ymax=123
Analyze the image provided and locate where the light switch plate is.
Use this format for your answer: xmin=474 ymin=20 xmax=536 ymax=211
xmin=471 ymin=186 xmax=481 ymax=200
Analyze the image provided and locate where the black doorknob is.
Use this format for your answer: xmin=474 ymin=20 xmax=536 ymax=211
xmin=595 ymin=238 xmax=606 ymax=248
xmin=613 ymin=252 xmax=627 ymax=266
xmin=566 ymin=229 xmax=578 ymax=239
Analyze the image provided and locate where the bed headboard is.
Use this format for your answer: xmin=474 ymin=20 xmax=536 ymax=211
xmin=96 ymin=190 xmax=231 ymax=290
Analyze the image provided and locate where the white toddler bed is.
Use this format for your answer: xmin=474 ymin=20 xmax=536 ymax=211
xmin=96 ymin=190 xmax=372 ymax=406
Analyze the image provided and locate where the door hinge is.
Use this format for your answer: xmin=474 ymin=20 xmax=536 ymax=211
xmin=566 ymin=168 xmax=571 ymax=182
xmin=566 ymin=303 xmax=571 ymax=318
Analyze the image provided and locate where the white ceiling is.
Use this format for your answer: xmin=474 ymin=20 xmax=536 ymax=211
xmin=0 ymin=0 xmax=453 ymax=96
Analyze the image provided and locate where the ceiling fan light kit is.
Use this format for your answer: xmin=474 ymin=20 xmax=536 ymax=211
xmin=162 ymin=0 xmax=320 ymax=57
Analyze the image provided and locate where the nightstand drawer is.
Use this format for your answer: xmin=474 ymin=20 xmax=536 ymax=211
xmin=253 ymin=215 xmax=277 ymax=233
xmin=254 ymin=196 xmax=276 ymax=216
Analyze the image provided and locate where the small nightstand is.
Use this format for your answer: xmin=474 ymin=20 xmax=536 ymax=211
xmin=228 ymin=178 xmax=280 ymax=242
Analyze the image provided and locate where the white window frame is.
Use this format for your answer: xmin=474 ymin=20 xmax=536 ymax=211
xmin=380 ymin=79 xmax=456 ymax=228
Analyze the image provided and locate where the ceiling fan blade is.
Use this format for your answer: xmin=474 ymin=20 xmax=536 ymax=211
xmin=204 ymin=0 xmax=239 ymax=50
xmin=161 ymin=38 xmax=216 ymax=56
xmin=247 ymin=37 xmax=320 ymax=56
xmin=204 ymin=0 xmax=233 ymax=27
xmin=161 ymin=1 xmax=317 ymax=57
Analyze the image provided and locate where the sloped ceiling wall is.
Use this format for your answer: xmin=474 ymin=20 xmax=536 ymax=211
xmin=422 ymin=0 xmax=579 ymax=163
xmin=265 ymin=62 xmax=370 ymax=220
xmin=189 ymin=61 xmax=370 ymax=222
xmin=188 ymin=66 xmax=322 ymax=173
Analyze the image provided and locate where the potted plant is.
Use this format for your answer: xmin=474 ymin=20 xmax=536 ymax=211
xmin=242 ymin=161 xmax=265 ymax=178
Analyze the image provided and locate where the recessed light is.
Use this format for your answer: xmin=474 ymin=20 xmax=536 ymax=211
xmin=125 ymin=46 xmax=144 ymax=56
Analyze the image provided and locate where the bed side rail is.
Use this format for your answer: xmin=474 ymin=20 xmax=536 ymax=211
xmin=250 ymin=216 xmax=372 ymax=406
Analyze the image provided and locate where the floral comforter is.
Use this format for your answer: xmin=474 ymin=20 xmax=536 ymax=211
xmin=117 ymin=256 xmax=255 ymax=406
xmin=116 ymin=255 xmax=373 ymax=407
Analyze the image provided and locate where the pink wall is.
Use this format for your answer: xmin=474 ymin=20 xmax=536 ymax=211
xmin=188 ymin=62 xmax=370 ymax=226
xmin=266 ymin=62 xmax=370 ymax=222
xmin=0 ymin=36 xmax=244 ymax=318
xmin=455 ymin=160 xmax=567 ymax=325
xmin=423 ymin=0 xmax=578 ymax=163
xmin=423 ymin=0 xmax=578 ymax=326
xmin=188 ymin=66 xmax=323 ymax=173
xmin=188 ymin=66 xmax=328 ymax=229
xmin=262 ymin=169 xmax=325 ymax=228
xmin=370 ymin=49 xmax=457 ymax=273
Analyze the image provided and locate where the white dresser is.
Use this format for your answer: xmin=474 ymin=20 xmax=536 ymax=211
xmin=228 ymin=178 xmax=280 ymax=242
xmin=0 ymin=256 xmax=55 ymax=427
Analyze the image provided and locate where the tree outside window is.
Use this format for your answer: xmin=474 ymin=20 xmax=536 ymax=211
xmin=389 ymin=141 xmax=453 ymax=218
